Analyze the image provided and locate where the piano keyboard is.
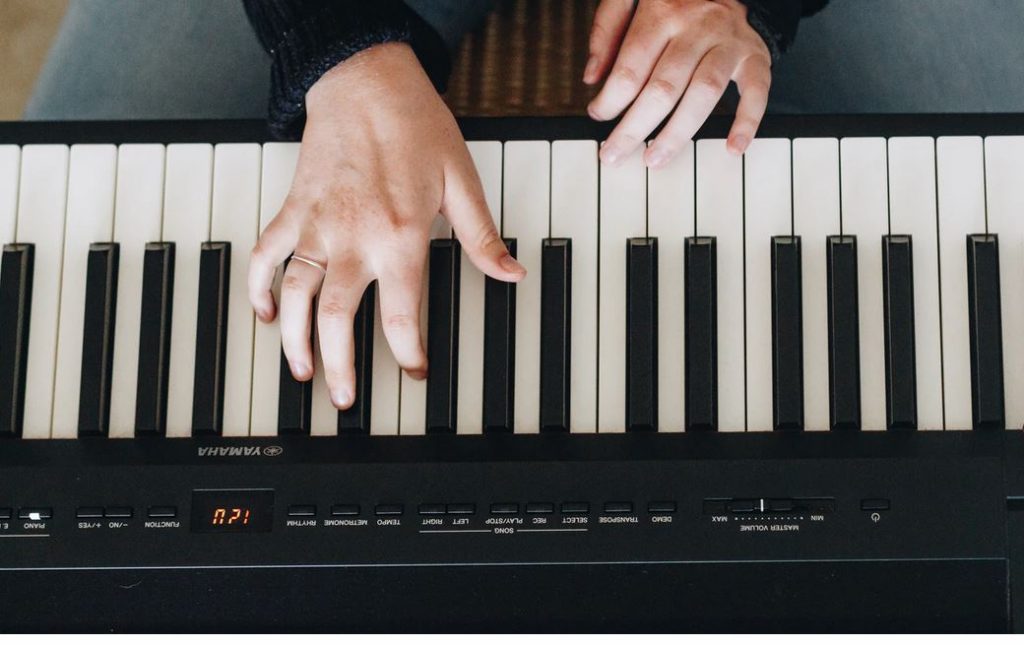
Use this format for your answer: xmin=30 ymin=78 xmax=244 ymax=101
xmin=1 ymin=128 xmax=1023 ymax=438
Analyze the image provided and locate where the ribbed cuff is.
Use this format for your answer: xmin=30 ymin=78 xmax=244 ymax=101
xmin=245 ymin=0 xmax=451 ymax=139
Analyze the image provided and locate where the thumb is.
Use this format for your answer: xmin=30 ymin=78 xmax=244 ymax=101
xmin=443 ymin=160 xmax=526 ymax=283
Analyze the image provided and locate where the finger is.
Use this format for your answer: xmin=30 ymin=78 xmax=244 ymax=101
xmin=249 ymin=211 xmax=299 ymax=323
xmin=727 ymin=55 xmax=771 ymax=155
xmin=601 ymin=40 xmax=705 ymax=166
xmin=316 ymin=261 xmax=371 ymax=410
xmin=443 ymin=159 xmax=525 ymax=283
xmin=377 ymin=257 xmax=429 ymax=378
xmin=648 ymin=47 xmax=736 ymax=166
xmin=585 ymin=0 xmax=635 ymax=85
xmin=587 ymin=8 xmax=672 ymax=126
xmin=278 ymin=252 xmax=326 ymax=380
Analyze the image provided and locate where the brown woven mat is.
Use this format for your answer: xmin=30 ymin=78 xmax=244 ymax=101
xmin=446 ymin=0 xmax=601 ymax=117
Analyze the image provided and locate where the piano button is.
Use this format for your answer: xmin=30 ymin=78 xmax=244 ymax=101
xmin=647 ymin=501 xmax=677 ymax=514
xmin=17 ymin=145 xmax=70 ymax=439
xmin=134 ymin=242 xmax=175 ymax=436
xmin=374 ymin=504 xmax=404 ymax=516
xmin=53 ymin=145 xmax=118 ymax=440
xmin=599 ymin=147 xmax=646 ymax=433
xmin=398 ymin=215 xmax=450 ymax=436
xmin=727 ymin=499 xmax=757 ymax=513
xmin=697 ymin=140 xmax=744 ymax=432
xmin=105 ymin=506 xmax=134 ymax=519
xmin=330 ymin=504 xmax=360 ymax=517
xmin=338 ymin=283 xmax=376 ymax=434
xmin=210 ymin=144 xmax=261 ymax=437
xmin=840 ymin=138 xmax=889 ymax=431
xmin=490 ymin=503 xmax=519 ymax=515
xmin=551 ymin=141 xmax=598 ymax=433
xmin=539 ymin=238 xmax=571 ymax=432
xmin=771 ymin=236 xmax=804 ymax=431
xmin=626 ymin=238 xmax=658 ymax=432
xmin=525 ymin=502 xmax=554 ymax=514
xmin=603 ymin=501 xmax=633 ymax=515
xmin=504 ymin=141 xmax=549 ymax=434
xmin=984 ymin=136 xmax=1024 ymax=429
xmin=647 ymin=141 xmax=694 ymax=433
xmin=888 ymin=138 xmax=942 ymax=430
xmin=369 ymin=286 xmax=400 ymax=436
xmin=938 ymin=136 xmax=987 ymax=430
xmin=76 ymin=506 xmax=104 ymax=519
xmin=278 ymin=347 xmax=313 ymax=435
xmin=458 ymin=142 xmax=503 ymax=435
xmin=250 ymin=143 xmax=300 ymax=436
xmin=109 ymin=145 xmax=166 ymax=438
xmin=0 ymin=244 xmax=34 ymax=438
xmin=192 ymin=242 xmax=231 ymax=436
xmin=483 ymin=239 xmax=517 ymax=433
xmin=685 ymin=237 xmax=717 ymax=432
xmin=793 ymin=138 xmax=841 ymax=432
xmin=827 ymin=235 xmax=862 ymax=431
xmin=560 ymin=502 xmax=589 ymax=515
xmin=425 ymin=239 xmax=461 ymax=434
xmin=882 ymin=236 xmax=918 ymax=430
xmin=18 ymin=507 xmax=52 ymax=521
xmin=446 ymin=503 xmax=476 ymax=515
xmin=77 ymin=243 xmax=120 ymax=437
xmin=745 ymin=139 xmax=793 ymax=432
xmin=860 ymin=498 xmax=891 ymax=512
xmin=418 ymin=503 xmax=446 ymax=516
xmin=0 ymin=508 xmax=10 ymax=520
xmin=966 ymin=235 xmax=1006 ymax=430
xmin=147 ymin=506 xmax=178 ymax=519
xmin=163 ymin=144 xmax=214 ymax=438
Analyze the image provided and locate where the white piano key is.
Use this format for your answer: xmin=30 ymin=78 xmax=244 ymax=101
xmin=502 ymin=141 xmax=550 ymax=434
xmin=985 ymin=136 xmax=1024 ymax=429
xmin=598 ymin=147 xmax=646 ymax=433
xmin=370 ymin=288 xmax=400 ymax=436
xmin=250 ymin=142 xmax=299 ymax=437
xmin=210 ymin=144 xmax=262 ymax=436
xmin=162 ymin=144 xmax=214 ymax=438
xmin=52 ymin=145 xmax=118 ymax=439
xmin=15 ymin=145 xmax=70 ymax=439
xmin=457 ymin=141 xmax=503 ymax=434
xmin=937 ymin=136 xmax=987 ymax=430
xmin=0 ymin=146 xmax=18 ymax=244
xmin=696 ymin=140 xmax=745 ymax=431
xmin=840 ymin=138 xmax=889 ymax=431
xmin=552 ymin=140 xmax=599 ymax=433
xmin=647 ymin=141 xmax=694 ymax=433
xmin=399 ymin=214 xmax=452 ymax=435
xmin=888 ymin=137 xmax=943 ymax=430
xmin=793 ymin=138 xmax=841 ymax=432
xmin=744 ymin=139 xmax=792 ymax=432
xmin=311 ymin=331 xmax=338 ymax=436
xmin=109 ymin=145 xmax=166 ymax=438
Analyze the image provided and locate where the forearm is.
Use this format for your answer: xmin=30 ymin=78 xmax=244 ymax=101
xmin=738 ymin=0 xmax=830 ymax=60
xmin=242 ymin=0 xmax=451 ymax=137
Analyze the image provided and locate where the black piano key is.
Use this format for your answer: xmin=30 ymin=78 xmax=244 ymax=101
xmin=771 ymin=236 xmax=804 ymax=431
xmin=77 ymin=243 xmax=120 ymax=437
xmin=685 ymin=237 xmax=717 ymax=432
xmin=425 ymin=239 xmax=461 ymax=434
xmin=483 ymin=238 xmax=516 ymax=433
xmin=827 ymin=235 xmax=861 ymax=431
xmin=278 ymin=261 xmax=313 ymax=435
xmin=135 ymin=242 xmax=175 ymax=436
xmin=338 ymin=282 xmax=376 ymax=435
xmin=626 ymin=237 xmax=658 ymax=432
xmin=540 ymin=238 xmax=571 ymax=432
xmin=192 ymin=242 xmax=231 ymax=436
xmin=0 ymin=244 xmax=34 ymax=438
xmin=882 ymin=235 xmax=917 ymax=431
xmin=967 ymin=234 xmax=1005 ymax=430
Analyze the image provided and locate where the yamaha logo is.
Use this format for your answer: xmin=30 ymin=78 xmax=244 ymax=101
xmin=196 ymin=445 xmax=284 ymax=458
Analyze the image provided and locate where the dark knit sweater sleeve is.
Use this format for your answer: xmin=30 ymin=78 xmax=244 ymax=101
xmin=738 ymin=0 xmax=830 ymax=61
xmin=243 ymin=0 xmax=451 ymax=139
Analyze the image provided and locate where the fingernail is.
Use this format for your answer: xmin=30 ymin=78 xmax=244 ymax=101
xmin=332 ymin=388 xmax=352 ymax=409
xmin=600 ymin=145 xmax=621 ymax=166
xmin=583 ymin=55 xmax=598 ymax=82
xmin=410 ymin=368 xmax=428 ymax=381
xmin=500 ymin=253 xmax=526 ymax=276
xmin=292 ymin=362 xmax=311 ymax=380
xmin=730 ymin=135 xmax=750 ymax=155
xmin=646 ymin=146 xmax=670 ymax=169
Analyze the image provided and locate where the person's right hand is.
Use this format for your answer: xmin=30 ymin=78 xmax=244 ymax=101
xmin=248 ymin=43 xmax=526 ymax=410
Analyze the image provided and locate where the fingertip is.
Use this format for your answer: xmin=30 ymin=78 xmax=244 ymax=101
xmin=727 ymin=134 xmax=750 ymax=156
xmin=290 ymin=361 xmax=313 ymax=382
xmin=331 ymin=387 xmax=354 ymax=410
xmin=408 ymin=367 xmax=428 ymax=381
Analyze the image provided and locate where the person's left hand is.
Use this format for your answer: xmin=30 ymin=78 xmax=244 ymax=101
xmin=584 ymin=0 xmax=772 ymax=167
